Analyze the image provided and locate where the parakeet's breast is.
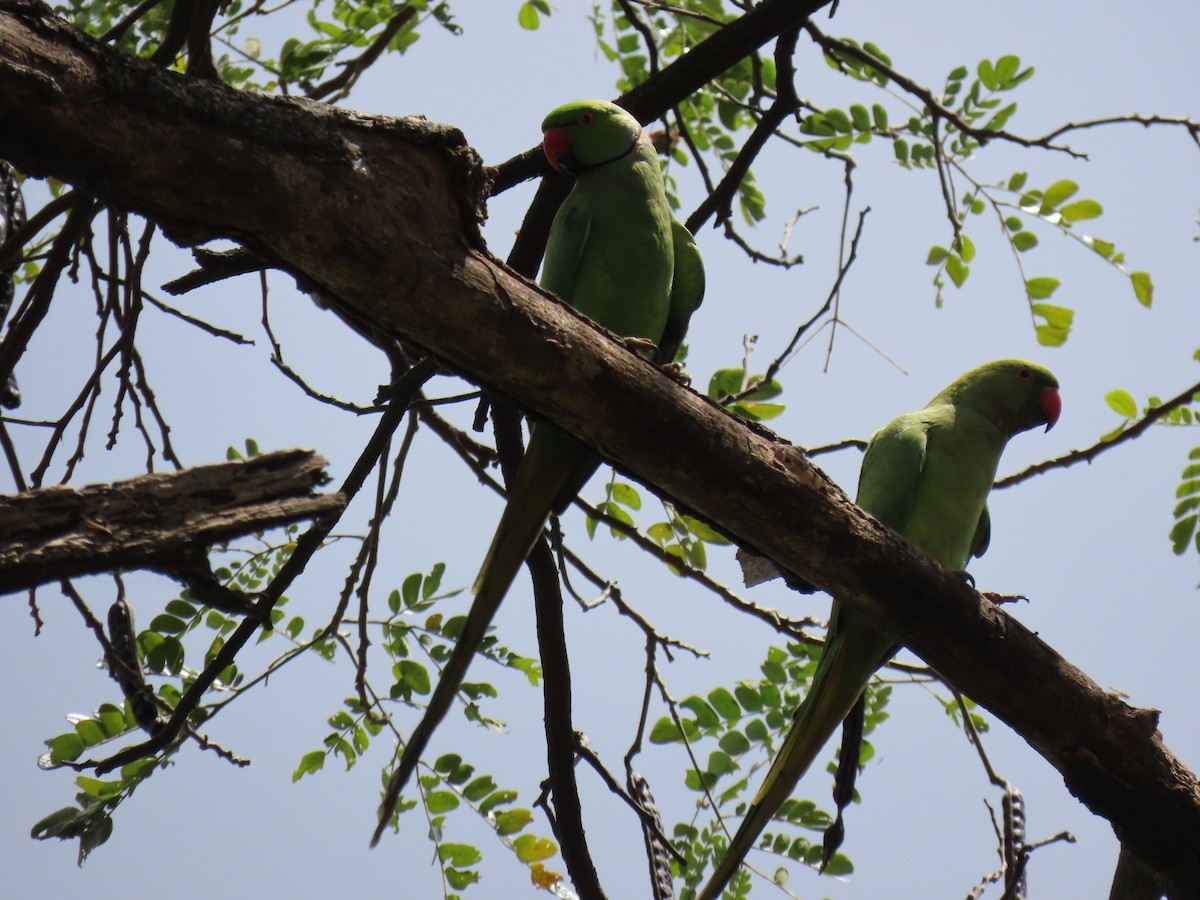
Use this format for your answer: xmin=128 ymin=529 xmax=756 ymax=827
xmin=900 ymin=412 xmax=1005 ymax=570
xmin=553 ymin=157 xmax=674 ymax=342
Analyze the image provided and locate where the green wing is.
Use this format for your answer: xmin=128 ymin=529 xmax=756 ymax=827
xmin=657 ymin=219 xmax=705 ymax=364
xmin=855 ymin=411 xmax=930 ymax=531
xmin=540 ymin=201 xmax=590 ymax=302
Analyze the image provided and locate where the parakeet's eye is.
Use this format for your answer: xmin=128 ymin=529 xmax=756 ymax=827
xmin=578 ymin=111 xmax=596 ymax=126
xmin=1016 ymin=367 xmax=1032 ymax=381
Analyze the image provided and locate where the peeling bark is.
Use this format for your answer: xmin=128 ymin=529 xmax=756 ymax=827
xmin=0 ymin=448 xmax=343 ymax=593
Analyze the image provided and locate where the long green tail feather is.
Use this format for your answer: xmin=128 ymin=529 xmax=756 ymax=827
xmin=697 ymin=608 xmax=892 ymax=899
xmin=371 ymin=424 xmax=593 ymax=846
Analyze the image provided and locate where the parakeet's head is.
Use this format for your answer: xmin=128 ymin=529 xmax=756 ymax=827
xmin=542 ymin=100 xmax=645 ymax=175
xmin=937 ymin=359 xmax=1061 ymax=435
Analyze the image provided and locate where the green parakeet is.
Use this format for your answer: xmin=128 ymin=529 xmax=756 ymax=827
xmin=371 ymin=99 xmax=704 ymax=845
xmin=699 ymin=359 xmax=1060 ymax=899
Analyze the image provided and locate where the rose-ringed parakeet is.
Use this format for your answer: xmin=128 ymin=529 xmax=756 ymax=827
xmin=371 ymin=99 xmax=704 ymax=845
xmin=699 ymin=359 xmax=1060 ymax=899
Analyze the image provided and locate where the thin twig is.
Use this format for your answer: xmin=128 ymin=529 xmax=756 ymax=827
xmin=804 ymin=21 xmax=1087 ymax=160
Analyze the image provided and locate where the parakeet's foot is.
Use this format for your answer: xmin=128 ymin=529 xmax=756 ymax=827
xmin=659 ymin=361 xmax=692 ymax=386
xmin=982 ymin=591 xmax=1029 ymax=606
xmin=621 ymin=336 xmax=660 ymax=359
xmin=956 ymin=570 xmax=977 ymax=589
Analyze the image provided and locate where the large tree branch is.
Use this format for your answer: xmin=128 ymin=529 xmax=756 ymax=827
xmin=0 ymin=448 xmax=342 ymax=594
xmin=0 ymin=4 xmax=1195 ymax=894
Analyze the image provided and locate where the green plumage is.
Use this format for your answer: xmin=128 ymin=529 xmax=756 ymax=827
xmin=371 ymin=100 xmax=704 ymax=845
xmin=699 ymin=359 xmax=1060 ymax=898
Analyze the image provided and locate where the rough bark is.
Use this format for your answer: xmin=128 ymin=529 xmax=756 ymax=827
xmin=0 ymin=4 xmax=1197 ymax=894
xmin=0 ymin=448 xmax=343 ymax=593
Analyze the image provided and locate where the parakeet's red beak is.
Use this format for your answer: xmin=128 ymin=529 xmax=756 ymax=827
xmin=543 ymin=128 xmax=571 ymax=173
xmin=1040 ymin=387 xmax=1061 ymax=431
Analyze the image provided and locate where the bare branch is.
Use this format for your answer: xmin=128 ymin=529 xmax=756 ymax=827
xmin=0 ymin=448 xmax=343 ymax=594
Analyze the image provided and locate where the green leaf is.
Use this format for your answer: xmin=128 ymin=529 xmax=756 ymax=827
xmin=1176 ymin=480 xmax=1200 ymax=500
xmin=681 ymin=515 xmax=731 ymax=545
xmin=957 ymin=234 xmax=976 ymax=263
xmin=446 ymin=868 xmax=480 ymax=889
xmin=1012 ymin=231 xmax=1039 ymax=252
xmin=1032 ymin=301 xmax=1074 ymax=346
xmin=849 ymin=104 xmax=871 ymax=131
xmin=1131 ymin=271 xmax=1153 ymax=307
xmin=441 ymin=758 xmax=472 ymax=782
xmin=495 ymin=808 xmax=534 ymax=835
xmin=480 ymin=789 xmax=518 ymax=813
xmin=761 ymin=659 xmax=787 ymax=683
xmin=994 ymin=54 xmax=1020 ymax=85
xmin=98 ymin=705 xmax=126 ymax=737
xmin=1025 ymin=277 xmax=1061 ymax=299
xmin=293 ymin=750 xmax=325 ymax=781
xmin=681 ymin=696 xmax=720 ymax=729
xmin=149 ymin=614 xmax=187 ymax=635
xmin=977 ymin=58 xmax=997 ymax=90
xmin=707 ymin=750 xmax=734 ymax=776
xmin=733 ymin=684 xmax=763 ymax=713
xmin=1059 ymin=199 xmax=1103 ymax=221
xmin=398 ymin=660 xmax=431 ymax=694
xmin=1105 ymin=390 xmax=1138 ymax=419
xmin=983 ymin=102 xmax=1017 ymax=132
xmin=426 ymin=791 xmax=460 ymax=813
xmin=517 ymin=1 xmax=540 ymax=30
xmin=718 ymin=730 xmax=751 ymax=755
xmin=1170 ymin=515 xmax=1197 ymax=555
xmin=1007 ymin=171 xmax=1028 ymax=191
xmin=1031 ymin=303 xmax=1074 ymax=329
xmin=610 ymin=482 xmax=641 ymax=510
xmin=513 ymin=834 xmax=557 ymax=863
xmin=402 ymin=572 xmax=421 ymax=608
xmin=648 ymin=717 xmax=682 ymax=744
xmin=871 ymin=103 xmax=889 ymax=129
xmin=463 ymin=775 xmax=496 ymax=802
xmin=708 ymin=687 xmax=741 ymax=720
xmin=745 ymin=718 xmax=768 ymax=742
xmin=707 ymin=368 xmax=745 ymax=400
xmin=1041 ymin=179 xmax=1079 ymax=211
xmin=825 ymin=107 xmax=852 ymax=133
xmin=47 ymin=733 xmax=85 ymax=764
xmin=74 ymin=718 xmax=105 ymax=747
xmin=822 ymin=852 xmax=854 ymax=875
xmin=439 ymin=843 xmax=483 ymax=866
xmin=945 ymin=253 xmax=969 ymax=287
xmin=423 ymin=562 xmax=446 ymax=599
xmin=734 ymin=401 xmax=785 ymax=422
xmin=165 ymin=599 xmax=197 ymax=618
xmin=925 ymin=245 xmax=949 ymax=265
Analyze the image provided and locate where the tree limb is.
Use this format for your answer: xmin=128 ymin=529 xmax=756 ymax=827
xmin=0 ymin=447 xmax=343 ymax=594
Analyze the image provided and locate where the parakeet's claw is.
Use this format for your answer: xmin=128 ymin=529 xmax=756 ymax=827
xmin=956 ymin=570 xmax=977 ymax=589
xmin=659 ymin=361 xmax=692 ymax=386
xmin=982 ymin=591 xmax=1029 ymax=606
xmin=622 ymin=335 xmax=660 ymax=359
